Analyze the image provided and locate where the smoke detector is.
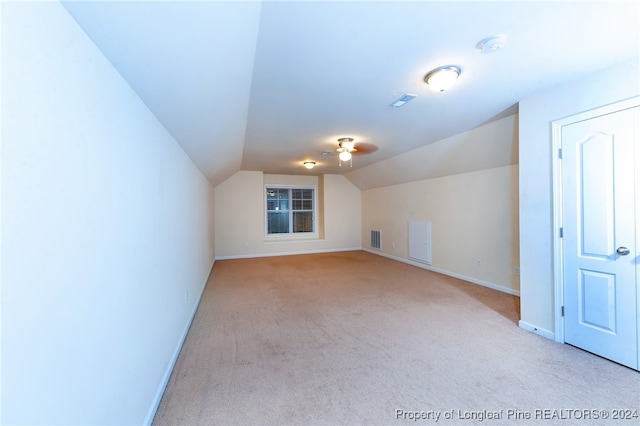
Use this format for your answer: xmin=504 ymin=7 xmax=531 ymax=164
xmin=477 ymin=35 xmax=507 ymax=53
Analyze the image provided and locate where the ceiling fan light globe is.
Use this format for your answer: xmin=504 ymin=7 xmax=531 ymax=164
xmin=339 ymin=151 xmax=352 ymax=162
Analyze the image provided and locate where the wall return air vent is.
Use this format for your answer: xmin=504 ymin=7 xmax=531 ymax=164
xmin=370 ymin=229 xmax=382 ymax=250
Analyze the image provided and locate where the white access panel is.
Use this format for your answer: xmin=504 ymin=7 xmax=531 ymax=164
xmin=409 ymin=221 xmax=432 ymax=265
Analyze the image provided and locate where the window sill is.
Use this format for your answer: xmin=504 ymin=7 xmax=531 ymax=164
xmin=264 ymin=235 xmax=323 ymax=245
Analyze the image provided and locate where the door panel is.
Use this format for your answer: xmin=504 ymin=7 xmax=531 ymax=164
xmin=562 ymin=107 xmax=637 ymax=369
xmin=579 ymin=133 xmax=614 ymax=257
xmin=579 ymin=270 xmax=616 ymax=333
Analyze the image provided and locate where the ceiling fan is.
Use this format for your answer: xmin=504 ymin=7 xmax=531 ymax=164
xmin=335 ymin=137 xmax=378 ymax=167
xmin=337 ymin=137 xmax=357 ymax=167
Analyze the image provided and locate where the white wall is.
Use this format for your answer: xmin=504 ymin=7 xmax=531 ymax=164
xmin=1 ymin=2 xmax=214 ymax=424
xmin=215 ymin=171 xmax=361 ymax=258
xmin=362 ymin=164 xmax=520 ymax=294
xmin=519 ymin=58 xmax=640 ymax=337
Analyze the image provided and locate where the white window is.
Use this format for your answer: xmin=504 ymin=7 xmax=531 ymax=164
xmin=265 ymin=186 xmax=315 ymax=235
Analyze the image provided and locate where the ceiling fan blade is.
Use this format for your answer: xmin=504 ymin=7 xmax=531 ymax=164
xmin=352 ymin=143 xmax=378 ymax=155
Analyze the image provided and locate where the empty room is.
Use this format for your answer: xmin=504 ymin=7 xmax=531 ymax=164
xmin=2 ymin=0 xmax=639 ymax=425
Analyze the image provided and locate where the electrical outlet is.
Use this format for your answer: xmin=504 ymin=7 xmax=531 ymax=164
xmin=243 ymin=241 xmax=249 ymax=247
xmin=185 ymin=290 xmax=189 ymax=303
xmin=514 ymin=267 xmax=520 ymax=276
xmin=476 ymin=260 xmax=482 ymax=268
xmin=392 ymin=242 xmax=396 ymax=249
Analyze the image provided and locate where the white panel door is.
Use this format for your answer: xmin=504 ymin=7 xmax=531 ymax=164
xmin=561 ymin=107 xmax=638 ymax=369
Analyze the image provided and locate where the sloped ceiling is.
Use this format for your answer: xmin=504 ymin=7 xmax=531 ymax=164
xmin=62 ymin=0 xmax=262 ymax=186
xmin=62 ymin=0 xmax=639 ymax=188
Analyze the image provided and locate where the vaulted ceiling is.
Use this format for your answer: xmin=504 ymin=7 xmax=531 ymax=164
xmin=62 ymin=0 xmax=640 ymax=188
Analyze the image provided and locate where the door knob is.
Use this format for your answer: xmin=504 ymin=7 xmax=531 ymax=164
xmin=616 ymin=247 xmax=630 ymax=256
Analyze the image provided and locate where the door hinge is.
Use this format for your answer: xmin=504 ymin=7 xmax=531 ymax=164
xmin=561 ymin=306 xmax=565 ymax=317
xmin=559 ymin=227 xmax=564 ymax=238
xmin=558 ymin=148 xmax=563 ymax=159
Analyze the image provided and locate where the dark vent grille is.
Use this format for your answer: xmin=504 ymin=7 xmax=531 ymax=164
xmin=370 ymin=230 xmax=381 ymax=250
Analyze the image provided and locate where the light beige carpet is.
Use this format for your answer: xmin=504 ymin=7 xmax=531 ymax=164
xmin=153 ymin=251 xmax=639 ymax=425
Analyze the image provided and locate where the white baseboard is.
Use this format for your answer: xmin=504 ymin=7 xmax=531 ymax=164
xmin=518 ymin=320 xmax=555 ymax=341
xmin=143 ymin=258 xmax=215 ymax=426
xmin=216 ymin=247 xmax=362 ymax=261
xmin=362 ymin=248 xmax=520 ymax=296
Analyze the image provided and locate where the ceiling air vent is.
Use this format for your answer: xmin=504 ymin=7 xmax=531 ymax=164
xmin=389 ymin=93 xmax=417 ymax=108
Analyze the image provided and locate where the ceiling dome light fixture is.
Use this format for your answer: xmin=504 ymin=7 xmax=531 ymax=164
xmin=424 ymin=65 xmax=461 ymax=92
xmin=337 ymin=137 xmax=357 ymax=167
xmin=303 ymin=161 xmax=316 ymax=169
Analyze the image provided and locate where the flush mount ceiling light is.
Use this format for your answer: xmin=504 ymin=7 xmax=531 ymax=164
xmin=424 ymin=65 xmax=461 ymax=92
xmin=337 ymin=137 xmax=357 ymax=167
xmin=303 ymin=161 xmax=316 ymax=169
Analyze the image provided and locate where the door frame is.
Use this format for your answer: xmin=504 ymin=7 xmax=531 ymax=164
xmin=551 ymin=95 xmax=640 ymax=345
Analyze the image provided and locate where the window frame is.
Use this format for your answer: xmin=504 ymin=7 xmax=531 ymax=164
xmin=264 ymin=184 xmax=317 ymax=238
